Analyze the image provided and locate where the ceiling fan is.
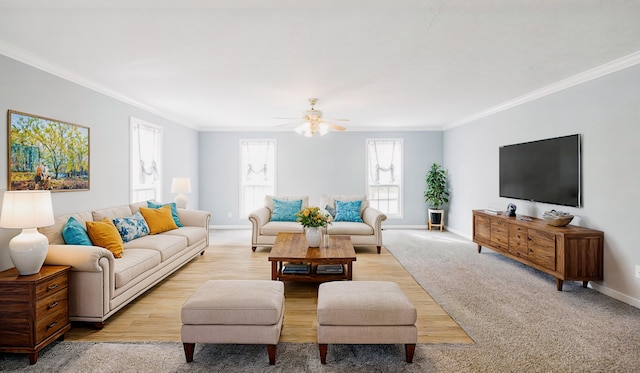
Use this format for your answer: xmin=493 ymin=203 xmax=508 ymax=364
xmin=277 ymin=98 xmax=348 ymax=137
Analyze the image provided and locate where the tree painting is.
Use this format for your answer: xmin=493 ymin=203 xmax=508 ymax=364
xmin=8 ymin=110 xmax=90 ymax=191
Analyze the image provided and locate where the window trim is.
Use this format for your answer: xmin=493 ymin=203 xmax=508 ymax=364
xmin=366 ymin=138 xmax=403 ymax=219
xmin=239 ymin=138 xmax=277 ymax=218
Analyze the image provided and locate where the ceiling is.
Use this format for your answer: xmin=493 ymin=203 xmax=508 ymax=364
xmin=0 ymin=0 xmax=639 ymax=132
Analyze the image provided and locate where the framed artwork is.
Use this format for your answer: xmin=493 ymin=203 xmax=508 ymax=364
xmin=8 ymin=110 xmax=90 ymax=191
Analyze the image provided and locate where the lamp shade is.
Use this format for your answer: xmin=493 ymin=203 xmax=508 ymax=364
xmin=0 ymin=191 xmax=55 ymax=229
xmin=0 ymin=191 xmax=54 ymax=275
xmin=171 ymin=177 xmax=192 ymax=194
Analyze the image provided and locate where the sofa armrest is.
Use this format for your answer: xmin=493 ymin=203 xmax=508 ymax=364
xmin=248 ymin=207 xmax=271 ymax=250
xmin=45 ymin=244 xmax=114 ymax=272
xmin=362 ymin=207 xmax=387 ymax=231
xmin=177 ymin=208 xmax=211 ymax=228
xmin=248 ymin=207 xmax=271 ymax=229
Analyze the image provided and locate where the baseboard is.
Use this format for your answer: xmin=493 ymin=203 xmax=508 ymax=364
xmin=590 ymin=283 xmax=640 ymax=309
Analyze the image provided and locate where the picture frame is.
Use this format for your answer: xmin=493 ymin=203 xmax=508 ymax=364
xmin=8 ymin=110 xmax=90 ymax=191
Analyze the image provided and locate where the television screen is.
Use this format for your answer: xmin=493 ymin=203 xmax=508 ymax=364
xmin=499 ymin=134 xmax=581 ymax=207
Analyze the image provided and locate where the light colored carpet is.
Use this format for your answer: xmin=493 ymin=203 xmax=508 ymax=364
xmin=2 ymin=229 xmax=639 ymax=372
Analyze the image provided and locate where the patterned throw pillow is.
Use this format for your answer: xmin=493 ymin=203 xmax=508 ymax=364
xmin=271 ymin=199 xmax=302 ymax=221
xmin=113 ymin=212 xmax=150 ymax=243
xmin=147 ymin=201 xmax=183 ymax=227
xmin=62 ymin=216 xmax=93 ymax=246
xmin=334 ymin=200 xmax=364 ymax=222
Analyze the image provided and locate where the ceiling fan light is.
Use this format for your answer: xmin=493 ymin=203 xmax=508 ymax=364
xmin=319 ymin=123 xmax=329 ymax=136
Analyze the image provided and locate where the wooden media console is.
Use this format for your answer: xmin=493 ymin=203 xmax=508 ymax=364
xmin=472 ymin=210 xmax=603 ymax=291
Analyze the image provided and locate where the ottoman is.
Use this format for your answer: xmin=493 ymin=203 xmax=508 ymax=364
xmin=181 ymin=280 xmax=285 ymax=365
xmin=317 ymin=281 xmax=417 ymax=364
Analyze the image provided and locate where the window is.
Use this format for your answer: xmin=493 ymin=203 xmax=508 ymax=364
xmin=240 ymin=139 xmax=276 ymax=217
xmin=130 ymin=118 xmax=162 ymax=203
xmin=366 ymin=138 xmax=402 ymax=218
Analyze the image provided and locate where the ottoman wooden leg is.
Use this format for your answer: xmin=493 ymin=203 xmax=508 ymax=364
xmin=183 ymin=342 xmax=195 ymax=363
xmin=267 ymin=344 xmax=277 ymax=365
xmin=319 ymin=344 xmax=328 ymax=364
xmin=405 ymin=343 xmax=415 ymax=363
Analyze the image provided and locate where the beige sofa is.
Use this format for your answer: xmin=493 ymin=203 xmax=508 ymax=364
xmin=40 ymin=201 xmax=211 ymax=328
xmin=248 ymin=195 xmax=386 ymax=253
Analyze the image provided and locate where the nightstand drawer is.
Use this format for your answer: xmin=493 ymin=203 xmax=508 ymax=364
xmin=36 ymin=288 xmax=68 ymax=319
xmin=35 ymin=273 xmax=68 ymax=299
xmin=35 ymin=307 xmax=68 ymax=343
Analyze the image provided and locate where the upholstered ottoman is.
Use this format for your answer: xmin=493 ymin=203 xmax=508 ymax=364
xmin=317 ymin=281 xmax=417 ymax=364
xmin=181 ymin=280 xmax=285 ymax=365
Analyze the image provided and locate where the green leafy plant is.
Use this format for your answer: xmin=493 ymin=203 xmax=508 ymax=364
xmin=424 ymin=163 xmax=449 ymax=209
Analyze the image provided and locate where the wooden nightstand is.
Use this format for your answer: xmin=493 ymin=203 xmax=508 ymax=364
xmin=0 ymin=265 xmax=71 ymax=364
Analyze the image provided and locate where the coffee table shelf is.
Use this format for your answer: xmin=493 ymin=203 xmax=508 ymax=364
xmin=269 ymin=233 xmax=356 ymax=283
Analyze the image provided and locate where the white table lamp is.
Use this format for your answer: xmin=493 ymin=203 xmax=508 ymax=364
xmin=171 ymin=177 xmax=191 ymax=209
xmin=0 ymin=191 xmax=55 ymax=275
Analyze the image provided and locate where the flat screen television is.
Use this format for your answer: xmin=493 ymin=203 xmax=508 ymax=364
xmin=499 ymin=134 xmax=581 ymax=207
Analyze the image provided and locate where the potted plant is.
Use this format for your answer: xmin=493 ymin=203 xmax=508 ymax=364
xmin=424 ymin=163 xmax=449 ymax=229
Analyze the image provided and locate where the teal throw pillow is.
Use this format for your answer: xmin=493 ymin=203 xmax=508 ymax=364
xmin=62 ymin=216 xmax=94 ymax=246
xmin=147 ymin=201 xmax=183 ymax=227
xmin=334 ymin=200 xmax=363 ymax=222
xmin=113 ymin=212 xmax=150 ymax=243
xmin=271 ymin=199 xmax=302 ymax=222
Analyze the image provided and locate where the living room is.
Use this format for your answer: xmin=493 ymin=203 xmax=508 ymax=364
xmin=0 ymin=2 xmax=639 ymax=371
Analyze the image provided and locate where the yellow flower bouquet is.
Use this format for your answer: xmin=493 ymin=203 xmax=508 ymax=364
xmin=295 ymin=206 xmax=331 ymax=228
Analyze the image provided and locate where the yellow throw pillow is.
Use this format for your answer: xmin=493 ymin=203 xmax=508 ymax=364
xmin=139 ymin=204 xmax=179 ymax=234
xmin=86 ymin=218 xmax=124 ymax=258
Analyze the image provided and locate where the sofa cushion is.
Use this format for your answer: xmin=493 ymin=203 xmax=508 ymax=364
xmin=162 ymin=226 xmax=207 ymax=246
xmin=264 ymin=195 xmax=308 ymax=213
xmin=62 ymin=216 xmax=93 ymax=246
xmin=271 ymin=198 xmax=302 ymax=221
xmin=147 ymin=201 xmax=183 ymax=227
xmin=334 ymin=200 xmax=364 ymax=222
xmin=113 ymin=248 xmax=162 ymax=289
xmin=327 ymin=222 xmax=374 ymax=235
xmin=124 ymin=234 xmax=187 ymax=261
xmin=321 ymin=195 xmax=369 ymax=214
xmin=113 ymin=212 xmax=150 ymax=243
xmin=139 ymin=205 xmax=179 ymax=234
xmin=86 ymin=218 xmax=124 ymax=258
xmin=39 ymin=211 xmax=94 ymax=245
xmin=261 ymin=221 xmax=304 ymax=235
xmin=92 ymin=205 xmax=134 ymax=221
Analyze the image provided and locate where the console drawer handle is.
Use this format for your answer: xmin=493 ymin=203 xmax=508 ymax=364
xmin=47 ymin=321 xmax=57 ymax=330
xmin=47 ymin=283 xmax=58 ymax=291
xmin=48 ymin=301 xmax=59 ymax=310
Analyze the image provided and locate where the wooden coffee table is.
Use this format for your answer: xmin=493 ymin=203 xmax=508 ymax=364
xmin=268 ymin=233 xmax=356 ymax=282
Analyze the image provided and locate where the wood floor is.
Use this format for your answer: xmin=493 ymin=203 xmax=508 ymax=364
xmin=66 ymin=230 xmax=473 ymax=344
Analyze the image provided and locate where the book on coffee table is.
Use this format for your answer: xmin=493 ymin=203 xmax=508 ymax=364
xmin=316 ymin=264 xmax=344 ymax=275
xmin=283 ymin=263 xmax=311 ymax=274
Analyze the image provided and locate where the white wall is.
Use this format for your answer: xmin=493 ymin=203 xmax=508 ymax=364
xmin=0 ymin=54 xmax=200 ymax=271
xmin=199 ymin=130 xmax=443 ymax=227
xmin=444 ymin=63 xmax=640 ymax=307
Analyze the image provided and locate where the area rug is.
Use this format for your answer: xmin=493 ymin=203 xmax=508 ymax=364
xmin=2 ymin=229 xmax=639 ymax=372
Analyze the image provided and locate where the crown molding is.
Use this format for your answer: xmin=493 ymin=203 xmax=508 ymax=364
xmin=0 ymin=40 xmax=199 ymax=130
xmin=444 ymin=50 xmax=640 ymax=130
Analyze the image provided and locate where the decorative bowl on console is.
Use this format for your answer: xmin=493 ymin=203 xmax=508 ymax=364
xmin=542 ymin=210 xmax=574 ymax=227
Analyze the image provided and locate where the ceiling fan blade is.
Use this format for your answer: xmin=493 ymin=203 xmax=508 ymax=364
xmin=274 ymin=116 xmax=300 ymax=120
xmin=275 ymin=121 xmax=305 ymax=127
xmin=323 ymin=118 xmax=350 ymax=122
xmin=324 ymin=122 xmax=346 ymax=131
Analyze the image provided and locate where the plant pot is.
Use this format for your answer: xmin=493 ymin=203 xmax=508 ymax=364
xmin=428 ymin=209 xmax=445 ymax=231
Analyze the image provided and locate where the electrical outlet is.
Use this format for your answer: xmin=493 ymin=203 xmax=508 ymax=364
xmin=636 ymin=265 xmax=640 ymax=279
